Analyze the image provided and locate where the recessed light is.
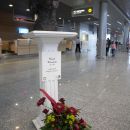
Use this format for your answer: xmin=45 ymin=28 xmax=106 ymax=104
xmin=9 ymin=4 xmax=13 ymax=7
xmin=26 ymin=8 xmax=30 ymax=12
xmin=15 ymin=126 xmax=20 ymax=129
xmin=59 ymin=17 xmax=62 ymax=20
xmin=94 ymin=23 xmax=99 ymax=26
xmin=107 ymin=23 xmax=111 ymax=26
xmin=117 ymin=21 xmax=122 ymax=25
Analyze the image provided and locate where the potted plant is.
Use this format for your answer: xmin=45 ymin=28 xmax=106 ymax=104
xmin=37 ymin=89 xmax=92 ymax=130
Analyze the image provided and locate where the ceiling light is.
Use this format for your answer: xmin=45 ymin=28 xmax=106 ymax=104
xmin=127 ymin=12 xmax=130 ymax=17
xmin=107 ymin=14 xmax=110 ymax=17
xmin=117 ymin=21 xmax=122 ymax=25
xmin=59 ymin=17 xmax=62 ymax=20
xmin=107 ymin=23 xmax=111 ymax=26
xmin=94 ymin=23 xmax=99 ymax=26
xmin=26 ymin=8 xmax=30 ymax=12
xmin=88 ymin=17 xmax=91 ymax=20
xmin=9 ymin=4 xmax=13 ymax=7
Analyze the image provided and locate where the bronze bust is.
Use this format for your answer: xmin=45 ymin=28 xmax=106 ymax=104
xmin=29 ymin=0 xmax=59 ymax=31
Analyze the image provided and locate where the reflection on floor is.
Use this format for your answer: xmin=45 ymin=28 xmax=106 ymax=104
xmin=0 ymin=51 xmax=130 ymax=130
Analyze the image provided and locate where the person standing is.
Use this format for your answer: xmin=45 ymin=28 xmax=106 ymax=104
xmin=75 ymin=36 xmax=81 ymax=53
xmin=106 ymin=42 xmax=109 ymax=56
xmin=111 ymin=41 xmax=116 ymax=57
xmin=106 ymin=38 xmax=111 ymax=56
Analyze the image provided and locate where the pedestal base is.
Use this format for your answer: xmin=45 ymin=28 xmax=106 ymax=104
xmin=32 ymin=113 xmax=44 ymax=130
xmin=23 ymin=31 xmax=77 ymax=130
xmin=32 ymin=114 xmax=44 ymax=130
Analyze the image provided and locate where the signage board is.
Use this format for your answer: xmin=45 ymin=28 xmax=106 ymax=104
xmin=42 ymin=52 xmax=61 ymax=80
xmin=72 ymin=7 xmax=93 ymax=17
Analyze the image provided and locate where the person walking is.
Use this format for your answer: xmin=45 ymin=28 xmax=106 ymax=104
xmin=111 ymin=41 xmax=116 ymax=57
xmin=75 ymin=36 xmax=81 ymax=53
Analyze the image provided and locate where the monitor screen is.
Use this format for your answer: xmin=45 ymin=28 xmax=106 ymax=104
xmin=18 ymin=27 xmax=29 ymax=34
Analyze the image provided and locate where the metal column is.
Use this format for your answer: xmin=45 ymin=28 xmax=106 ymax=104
xmin=97 ymin=0 xmax=108 ymax=59
xmin=123 ymin=22 xmax=129 ymax=48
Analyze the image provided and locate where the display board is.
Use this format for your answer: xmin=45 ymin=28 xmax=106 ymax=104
xmin=42 ymin=52 xmax=61 ymax=80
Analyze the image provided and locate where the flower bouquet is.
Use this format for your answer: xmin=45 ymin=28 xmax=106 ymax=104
xmin=37 ymin=89 xmax=92 ymax=130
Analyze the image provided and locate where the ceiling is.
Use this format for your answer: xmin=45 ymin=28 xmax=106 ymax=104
xmin=0 ymin=0 xmax=72 ymax=21
xmin=111 ymin=0 xmax=130 ymax=19
xmin=0 ymin=0 xmax=130 ymax=34
xmin=61 ymin=0 xmax=130 ymax=20
xmin=61 ymin=0 xmax=130 ymax=34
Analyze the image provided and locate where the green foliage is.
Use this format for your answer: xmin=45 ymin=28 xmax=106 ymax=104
xmin=40 ymin=124 xmax=53 ymax=130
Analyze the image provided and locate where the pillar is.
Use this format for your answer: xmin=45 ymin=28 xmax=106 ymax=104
xmin=97 ymin=0 xmax=108 ymax=59
xmin=123 ymin=22 xmax=129 ymax=49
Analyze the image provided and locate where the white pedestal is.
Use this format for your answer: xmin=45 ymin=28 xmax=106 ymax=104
xmin=24 ymin=31 xmax=77 ymax=130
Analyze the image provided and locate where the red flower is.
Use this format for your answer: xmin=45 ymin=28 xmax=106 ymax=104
xmin=42 ymin=109 xmax=49 ymax=114
xmin=37 ymin=97 xmax=46 ymax=106
xmin=74 ymin=123 xmax=80 ymax=130
xmin=53 ymin=102 xmax=65 ymax=114
xmin=79 ymin=118 xmax=87 ymax=127
xmin=67 ymin=107 xmax=78 ymax=115
xmin=59 ymin=98 xmax=65 ymax=104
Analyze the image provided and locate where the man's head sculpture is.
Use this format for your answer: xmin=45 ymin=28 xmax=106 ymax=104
xmin=29 ymin=0 xmax=59 ymax=31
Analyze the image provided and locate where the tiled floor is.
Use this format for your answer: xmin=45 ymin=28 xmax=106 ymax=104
xmin=0 ymin=51 xmax=130 ymax=130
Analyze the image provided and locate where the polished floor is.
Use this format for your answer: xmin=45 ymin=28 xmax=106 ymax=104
xmin=0 ymin=51 xmax=130 ymax=130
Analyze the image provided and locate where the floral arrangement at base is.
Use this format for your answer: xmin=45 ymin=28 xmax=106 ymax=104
xmin=37 ymin=89 xmax=92 ymax=130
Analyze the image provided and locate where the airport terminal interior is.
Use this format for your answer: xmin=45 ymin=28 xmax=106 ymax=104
xmin=0 ymin=0 xmax=130 ymax=130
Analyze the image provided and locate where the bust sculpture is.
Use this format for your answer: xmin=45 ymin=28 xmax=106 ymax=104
xmin=29 ymin=0 xmax=59 ymax=31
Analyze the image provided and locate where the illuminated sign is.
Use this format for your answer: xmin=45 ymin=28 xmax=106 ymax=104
xmin=14 ymin=16 xmax=34 ymax=23
xmin=73 ymin=9 xmax=85 ymax=15
xmin=18 ymin=27 xmax=29 ymax=34
xmin=72 ymin=7 xmax=93 ymax=17
xmin=87 ymin=7 xmax=93 ymax=14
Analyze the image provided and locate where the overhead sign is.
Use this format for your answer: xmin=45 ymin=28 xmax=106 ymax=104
xmin=42 ymin=52 xmax=61 ymax=80
xmin=87 ymin=7 xmax=93 ymax=14
xmin=72 ymin=9 xmax=85 ymax=15
xmin=72 ymin=7 xmax=93 ymax=17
